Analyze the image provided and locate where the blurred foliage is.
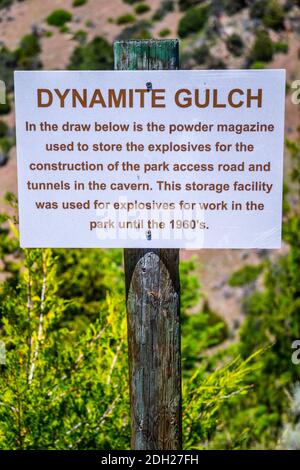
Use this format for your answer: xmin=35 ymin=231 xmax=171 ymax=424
xmin=228 ymin=264 xmax=263 ymax=287
xmin=0 ymin=33 xmax=42 ymax=93
xmin=0 ymin=192 xmax=259 ymax=449
xmin=250 ymin=0 xmax=269 ymax=19
xmin=134 ymin=3 xmax=150 ymax=15
xmin=0 ymin=97 xmax=11 ymax=116
xmin=0 ymin=135 xmax=14 ymax=156
xmin=162 ymin=0 xmax=175 ymax=13
xmin=274 ymin=41 xmax=289 ymax=53
xmin=250 ymin=60 xmax=266 ymax=69
xmin=159 ymin=28 xmax=171 ymax=37
xmin=0 ymin=32 xmax=40 ymax=157
xmin=250 ymin=0 xmax=284 ymax=30
xmin=211 ymin=131 xmax=300 ymax=449
xmin=0 ymin=121 xmax=8 ymax=138
xmin=0 ymin=0 xmax=12 ymax=8
xmin=152 ymin=0 xmax=174 ymax=21
xmin=178 ymin=4 xmax=210 ymax=38
xmin=18 ymin=33 xmax=41 ymax=57
xmin=226 ymin=33 xmax=244 ymax=57
xmin=116 ymin=14 xmax=136 ymax=25
xmin=263 ymin=0 xmax=285 ymax=30
xmin=73 ymin=0 xmax=87 ymax=6
xmin=73 ymin=30 xmax=88 ymax=45
xmin=116 ymin=20 xmax=152 ymax=40
xmin=183 ymin=349 xmax=262 ymax=449
xmin=250 ymin=29 xmax=274 ymax=63
xmin=46 ymin=9 xmax=72 ymax=27
xmin=182 ymin=299 xmax=229 ymax=372
xmin=222 ymin=0 xmax=247 ymax=15
xmin=14 ymin=34 xmax=41 ymax=69
xmin=178 ymin=0 xmax=204 ymax=11
xmin=68 ymin=37 xmax=113 ymax=70
xmin=0 ymin=48 xmax=18 ymax=93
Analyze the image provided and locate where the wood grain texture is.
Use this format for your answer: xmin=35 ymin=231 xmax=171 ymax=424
xmin=114 ymin=40 xmax=182 ymax=450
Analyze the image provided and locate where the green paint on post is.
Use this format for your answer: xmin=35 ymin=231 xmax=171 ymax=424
xmin=114 ymin=39 xmax=179 ymax=71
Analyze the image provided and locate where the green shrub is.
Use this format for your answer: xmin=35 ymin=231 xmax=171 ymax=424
xmin=228 ymin=264 xmax=263 ymax=287
xmin=116 ymin=14 xmax=136 ymax=25
xmin=18 ymin=34 xmax=41 ymax=58
xmin=73 ymin=30 xmax=87 ymax=45
xmin=250 ymin=61 xmax=266 ymax=69
xmin=179 ymin=0 xmax=206 ymax=11
xmin=263 ymin=0 xmax=284 ymax=30
xmin=152 ymin=10 xmax=164 ymax=21
xmin=162 ymin=0 xmax=174 ymax=11
xmin=250 ymin=0 xmax=268 ymax=19
xmin=0 ymin=120 xmax=8 ymax=138
xmin=68 ymin=36 xmax=113 ymax=70
xmin=0 ymin=135 xmax=13 ymax=153
xmin=73 ymin=0 xmax=87 ymax=6
xmin=46 ymin=9 xmax=72 ymax=27
xmin=116 ymin=19 xmax=152 ymax=40
xmin=128 ymin=27 xmax=152 ymax=39
xmin=226 ymin=33 xmax=244 ymax=56
xmin=0 ymin=0 xmax=12 ymax=9
xmin=122 ymin=0 xmax=139 ymax=3
xmin=250 ymin=0 xmax=284 ymax=30
xmin=0 ymin=97 xmax=11 ymax=115
xmin=60 ymin=25 xmax=70 ymax=34
xmin=222 ymin=0 xmax=247 ymax=14
xmin=14 ymin=34 xmax=42 ymax=70
xmin=43 ymin=31 xmax=53 ymax=38
xmin=0 ymin=34 xmax=42 ymax=95
xmin=274 ymin=41 xmax=289 ymax=53
xmin=178 ymin=4 xmax=209 ymax=38
xmin=250 ymin=30 xmax=274 ymax=63
xmin=134 ymin=3 xmax=150 ymax=14
xmin=159 ymin=28 xmax=171 ymax=37
xmin=14 ymin=33 xmax=42 ymax=70
xmin=152 ymin=0 xmax=174 ymax=21
xmin=0 ymin=47 xmax=17 ymax=92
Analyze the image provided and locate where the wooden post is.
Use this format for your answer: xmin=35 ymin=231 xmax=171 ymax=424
xmin=114 ymin=40 xmax=182 ymax=450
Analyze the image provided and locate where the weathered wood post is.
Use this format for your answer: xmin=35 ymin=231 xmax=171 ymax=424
xmin=114 ymin=40 xmax=182 ymax=450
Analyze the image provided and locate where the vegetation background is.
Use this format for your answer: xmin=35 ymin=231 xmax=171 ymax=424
xmin=0 ymin=0 xmax=300 ymax=450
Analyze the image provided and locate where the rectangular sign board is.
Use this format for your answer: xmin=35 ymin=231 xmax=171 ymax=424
xmin=14 ymin=70 xmax=285 ymax=248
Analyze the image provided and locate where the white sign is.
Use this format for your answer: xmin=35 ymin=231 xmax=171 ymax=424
xmin=14 ymin=70 xmax=285 ymax=248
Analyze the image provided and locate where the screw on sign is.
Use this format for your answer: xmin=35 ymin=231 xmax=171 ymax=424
xmin=0 ymin=80 xmax=6 ymax=105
